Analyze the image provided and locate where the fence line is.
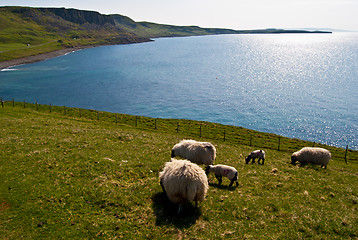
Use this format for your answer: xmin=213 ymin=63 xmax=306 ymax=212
xmin=1 ymin=99 xmax=356 ymax=163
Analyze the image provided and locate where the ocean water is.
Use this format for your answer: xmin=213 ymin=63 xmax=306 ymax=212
xmin=1 ymin=33 xmax=357 ymax=149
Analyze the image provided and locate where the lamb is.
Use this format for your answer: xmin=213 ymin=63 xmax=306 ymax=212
xmin=205 ymin=164 xmax=239 ymax=187
xmin=245 ymin=150 xmax=265 ymax=165
xmin=171 ymin=139 xmax=216 ymax=166
xmin=291 ymin=147 xmax=331 ymax=169
xmin=159 ymin=159 xmax=209 ymax=214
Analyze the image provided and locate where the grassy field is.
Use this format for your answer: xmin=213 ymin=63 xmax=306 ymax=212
xmin=1 ymin=102 xmax=357 ymax=239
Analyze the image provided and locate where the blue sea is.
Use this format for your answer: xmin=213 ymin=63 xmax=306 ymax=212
xmin=1 ymin=33 xmax=357 ymax=149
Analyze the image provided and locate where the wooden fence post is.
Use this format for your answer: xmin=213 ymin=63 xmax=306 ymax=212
xmin=223 ymin=130 xmax=226 ymax=141
xmin=278 ymin=137 xmax=281 ymax=151
xmin=115 ymin=113 xmax=118 ymax=124
xmin=199 ymin=125 xmax=202 ymax=138
xmin=23 ymin=100 xmax=26 ymax=108
xmin=50 ymin=104 xmax=52 ymax=112
xmin=12 ymin=98 xmax=14 ymax=107
xmin=79 ymin=109 xmax=82 ymax=117
xmin=135 ymin=116 xmax=138 ymax=126
xmin=345 ymin=145 xmax=348 ymax=164
xmin=97 ymin=112 xmax=99 ymax=120
xmin=176 ymin=121 xmax=179 ymax=132
xmin=155 ymin=118 xmax=157 ymax=130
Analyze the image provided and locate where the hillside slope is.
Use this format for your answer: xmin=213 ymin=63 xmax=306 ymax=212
xmin=111 ymin=14 xmax=241 ymax=38
xmin=0 ymin=6 xmax=150 ymax=62
xmin=0 ymin=6 xmax=149 ymax=45
xmin=0 ymin=103 xmax=357 ymax=239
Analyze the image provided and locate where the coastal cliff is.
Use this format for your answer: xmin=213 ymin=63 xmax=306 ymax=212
xmin=0 ymin=6 xmax=331 ymax=67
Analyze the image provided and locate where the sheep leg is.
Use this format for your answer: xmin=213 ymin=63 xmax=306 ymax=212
xmin=252 ymin=157 xmax=256 ymax=164
xmin=229 ymin=179 xmax=234 ymax=187
xmin=178 ymin=204 xmax=183 ymax=215
xmin=229 ymin=179 xmax=239 ymax=187
xmin=215 ymin=175 xmax=222 ymax=185
xmin=259 ymin=158 xmax=265 ymax=165
xmin=230 ymin=173 xmax=239 ymax=187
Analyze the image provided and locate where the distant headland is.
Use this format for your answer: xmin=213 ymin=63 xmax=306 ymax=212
xmin=0 ymin=6 xmax=332 ymax=69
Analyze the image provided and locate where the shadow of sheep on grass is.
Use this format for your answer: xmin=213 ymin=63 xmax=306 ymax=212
xmin=151 ymin=192 xmax=202 ymax=229
xmin=208 ymin=182 xmax=238 ymax=191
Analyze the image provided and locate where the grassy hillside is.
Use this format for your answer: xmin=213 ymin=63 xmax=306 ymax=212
xmin=0 ymin=6 xmax=332 ymax=63
xmin=0 ymin=6 xmax=150 ymax=62
xmin=111 ymin=14 xmax=331 ymax=39
xmin=111 ymin=14 xmax=240 ymax=38
xmin=1 ymin=102 xmax=357 ymax=239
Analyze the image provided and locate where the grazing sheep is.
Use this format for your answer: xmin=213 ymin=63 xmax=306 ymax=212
xmin=291 ymin=147 xmax=331 ymax=169
xmin=159 ymin=159 xmax=209 ymax=214
xmin=245 ymin=150 xmax=265 ymax=165
xmin=171 ymin=139 xmax=216 ymax=166
xmin=205 ymin=164 xmax=239 ymax=187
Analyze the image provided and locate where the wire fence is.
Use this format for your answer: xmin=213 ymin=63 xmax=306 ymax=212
xmin=1 ymin=98 xmax=357 ymax=163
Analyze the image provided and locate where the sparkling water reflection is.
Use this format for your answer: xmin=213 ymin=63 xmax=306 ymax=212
xmin=1 ymin=33 xmax=357 ymax=149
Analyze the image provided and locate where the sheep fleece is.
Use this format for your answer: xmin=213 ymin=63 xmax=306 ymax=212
xmin=159 ymin=159 xmax=208 ymax=205
xmin=208 ymin=165 xmax=237 ymax=180
xmin=292 ymin=147 xmax=331 ymax=167
xmin=172 ymin=139 xmax=216 ymax=165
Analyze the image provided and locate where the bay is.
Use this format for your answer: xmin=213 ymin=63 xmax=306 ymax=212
xmin=1 ymin=33 xmax=357 ymax=149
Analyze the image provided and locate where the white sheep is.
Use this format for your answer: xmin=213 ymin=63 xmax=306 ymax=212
xmin=245 ymin=150 xmax=265 ymax=165
xmin=291 ymin=147 xmax=331 ymax=169
xmin=171 ymin=139 xmax=216 ymax=166
xmin=205 ymin=164 xmax=239 ymax=187
xmin=159 ymin=159 xmax=209 ymax=214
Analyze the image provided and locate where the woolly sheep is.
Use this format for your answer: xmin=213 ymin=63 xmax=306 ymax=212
xmin=159 ymin=159 xmax=209 ymax=214
xmin=291 ymin=147 xmax=331 ymax=169
xmin=245 ymin=150 xmax=265 ymax=165
xmin=171 ymin=139 xmax=216 ymax=166
xmin=205 ymin=164 xmax=239 ymax=187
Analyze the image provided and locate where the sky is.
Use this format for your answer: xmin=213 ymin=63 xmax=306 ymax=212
xmin=1 ymin=0 xmax=357 ymax=31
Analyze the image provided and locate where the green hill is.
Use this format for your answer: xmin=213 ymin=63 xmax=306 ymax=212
xmin=111 ymin=14 xmax=331 ymax=38
xmin=0 ymin=101 xmax=357 ymax=239
xmin=0 ymin=6 xmax=331 ymax=62
xmin=111 ymin=14 xmax=242 ymax=38
xmin=0 ymin=6 xmax=150 ymax=61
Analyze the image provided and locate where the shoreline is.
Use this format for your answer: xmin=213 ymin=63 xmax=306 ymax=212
xmin=0 ymin=40 xmax=149 ymax=70
xmin=0 ymin=47 xmax=88 ymax=70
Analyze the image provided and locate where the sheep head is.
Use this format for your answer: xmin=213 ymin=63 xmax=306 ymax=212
xmin=291 ymin=155 xmax=298 ymax=165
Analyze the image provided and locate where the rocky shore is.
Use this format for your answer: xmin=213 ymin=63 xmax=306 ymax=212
xmin=0 ymin=47 xmax=84 ymax=70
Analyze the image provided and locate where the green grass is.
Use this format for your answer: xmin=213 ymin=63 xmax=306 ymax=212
xmin=0 ymin=42 xmax=63 ymax=62
xmin=1 ymin=102 xmax=357 ymax=239
xmin=0 ymin=7 xmax=150 ymax=62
